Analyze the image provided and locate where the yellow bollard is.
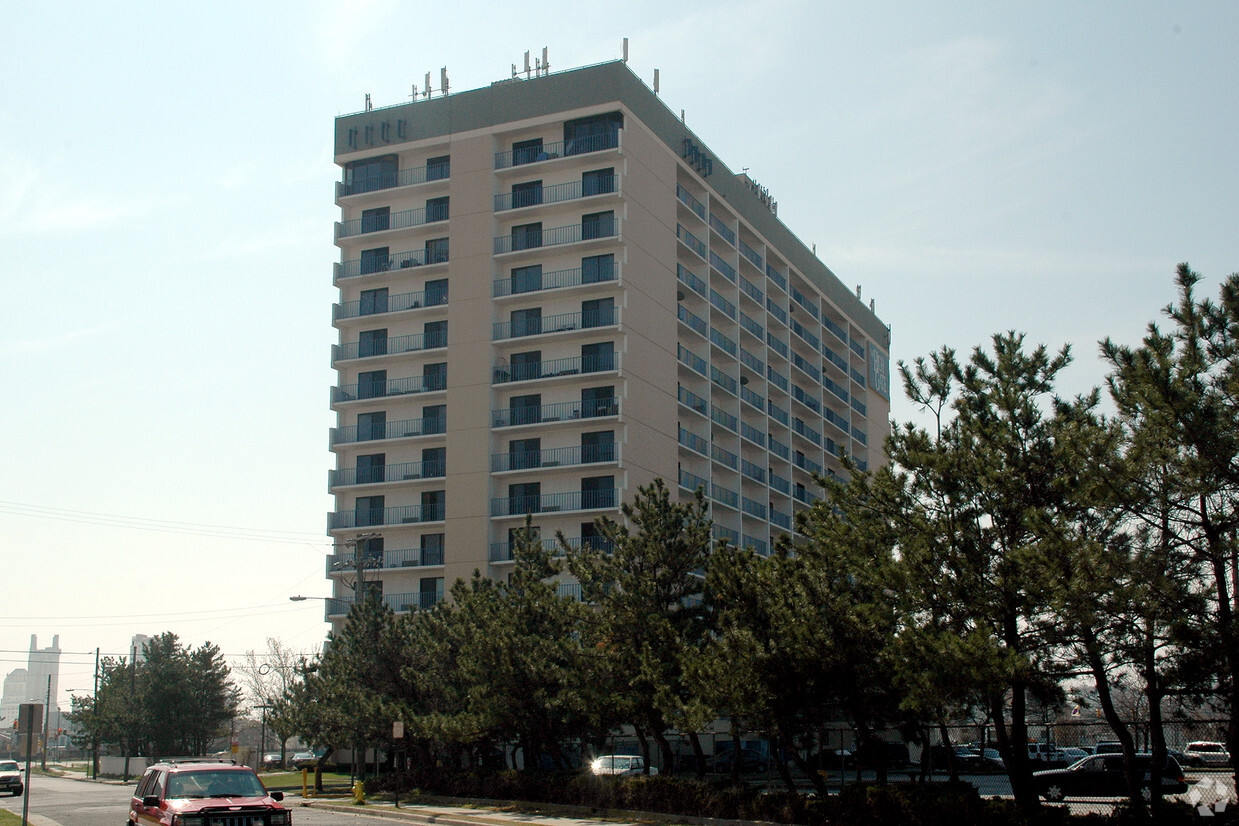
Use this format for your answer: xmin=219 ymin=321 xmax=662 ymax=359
xmin=352 ymin=779 xmax=366 ymax=805
xmin=302 ymin=767 xmax=310 ymax=798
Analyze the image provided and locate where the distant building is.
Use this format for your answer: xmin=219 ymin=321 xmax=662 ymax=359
xmin=0 ymin=668 xmax=28 ymax=728
xmin=131 ymin=634 xmax=152 ymax=663
xmin=325 ymin=60 xmax=892 ymax=629
xmin=0 ymin=635 xmax=62 ymax=726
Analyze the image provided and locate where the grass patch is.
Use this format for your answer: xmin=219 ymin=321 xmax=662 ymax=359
xmin=0 ymin=810 xmax=22 ymax=825
xmin=261 ymin=770 xmax=351 ymax=786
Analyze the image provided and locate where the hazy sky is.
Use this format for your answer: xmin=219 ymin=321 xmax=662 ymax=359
xmin=2 ymin=1 xmax=1235 ymax=711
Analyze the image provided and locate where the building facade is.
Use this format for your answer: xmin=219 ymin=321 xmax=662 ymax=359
xmin=326 ymin=60 xmax=891 ymax=626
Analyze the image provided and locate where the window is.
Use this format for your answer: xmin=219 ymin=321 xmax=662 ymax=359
xmin=358 ymin=536 xmax=384 ymax=568
xmin=426 ymin=155 xmax=450 ymax=181
xmin=356 ymin=453 xmax=385 ymax=484
xmin=423 ymin=362 xmax=447 ymax=392
xmin=420 ymin=533 xmax=445 ymax=565
xmin=421 ymin=490 xmax=445 ymax=521
xmin=581 ymin=386 xmax=615 ymax=417
xmin=358 ymin=329 xmax=387 ymax=358
xmin=358 ymin=411 xmax=386 ymax=441
xmin=511 ymin=307 xmax=542 ymax=337
xmin=355 ymin=495 xmax=385 ymax=527
xmin=508 ymin=482 xmax=541 ymax=514
xmin=509 ymin=525 xmax=541 ymax=554
xmin=421 ymin=446 xmax=446 ymax=477
xmin=360 ymin=578 xmax=383 ymax=601
xmin=419 ymin=576 xmax=445 ymax=607
xmin=425 ymin=237 xmax=449 ymax=264
xmin=511 ymin=264 xmax=542 ymax=294
xmin=423 ymin=320 xmax=447 ymax=349
xmin=582 ymin=168 xmax=615 ymax=196
xmin=582 ymin=431 xmax=614 ymax=463
xmin=564 ymin=112 xmax=622 ymax=155
xmin=581 ymin=253 xmax=614 ymax=284
xmin=581 ymin=211 xmax=614 ymax=240
xmin=426 ymin=196 xmax=449 ymax=222
xmin=582 ymin=297 xmax=614 ymax=328
xmin=581 ymin=521 xmax=611 ymax=552
xmin=509 ymin=437 xmax=541 ymax=470
xmin=422 ymin=404 xmax=446 ymax=434
xmin=510 ymin=393 xmax=541 ymax=425
xmin=361 ymin=206 xmax=390 ymax=233
xmin=512 ymin=138 xmax=544 ymax=166
xmin=512 ymin=222 xmax=542 ymax=251
xmin=581 ymin=342 xmax=614 ymax=373
xmin=511 ymin=180 xmax=543 ymax=208
xmin=511 ymin=351 xmax=542 ymax=381
xmin=345 ymin=155 xmax=397 ymax=194
xmin=358 ymin=369 xmax=387 ymax=399
xmin=359 ymin=288 xmax=388 ymax=316
xmin=424 ymin=278 xmax=448 ymax=305
xmin=581 ymin=476 xmax=615 ymax=509
xmin=360 ymin=247 xmax=390 ymax=275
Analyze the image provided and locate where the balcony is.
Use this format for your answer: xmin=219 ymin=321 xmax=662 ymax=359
xmin=494 ymin=130 xmax=620 ymax=169
xmin=327 ymin=545 xmax=445 ymax=574
xmin=332 ymin=373 xmax=446 ymax=404
xmin=493 ymin=216 xmax=617 ymax=255
xmin=488 ymin=535 xmax=612 ymax=562
xmin=328 ymin=503 xmax=445 ymax=530
xmin=332 ymin=331 xmax=446 ymax=363
xmin=489 ymin=489 xmax=619 ymax=517
xmin=336 ymin=159 xmax=449 ymax=199
xmin=676 ymin=184 xmax=706 ymax=222
xmin=494 ymin=176 xmax=616 ymax=211
xmin=330 ymin=415 xmax=444 ymax=445
xmin=336 ymin=204 xmax=448 ymax=240
xmin=491 ymin=397 xmax=618 ymax=427
xmin=676 ymin=224 xmax=707 ymax=260
xmin=334 ymin=248 xmax=449 ymax=282
xmin=491 ymin=443 xmax=617 ymax=473
xmin=493 ymin=262 xmax=617 ymax=297
xmin=333 ymin=285 xmax=447 ymax=322
xmin=493 ymin=307 xmax=617 ymax=341
xmin=492 ymin=352 xmax=617 ymax=384
xmin=678 ymin=469 xmax=708 ymax=494
xmin=330 ymin=459 xmax=446 ymax=488
xmin=324 ymin=591 xmax=444 ymax=616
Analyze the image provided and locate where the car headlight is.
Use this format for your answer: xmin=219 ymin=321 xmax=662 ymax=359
xmin=173 ymin=816 xmax=205 ymax=826
xmin=270 ymin=812 xmax=291 ymax=825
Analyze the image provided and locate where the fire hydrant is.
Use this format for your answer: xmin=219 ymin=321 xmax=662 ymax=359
xmin=352 ymin=780 xmax=366 ymax=805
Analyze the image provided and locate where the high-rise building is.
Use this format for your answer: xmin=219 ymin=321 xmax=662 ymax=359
xmin=326 ymin=60 xmax=891 ymax=626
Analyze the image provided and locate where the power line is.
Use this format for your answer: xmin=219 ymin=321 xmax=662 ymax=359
xmin=0 ymin=500 xmax=328 ymax=545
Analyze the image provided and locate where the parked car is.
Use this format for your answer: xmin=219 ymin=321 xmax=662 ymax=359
xmin=292 ymin=749 xmax=326 ymax=769
xmin=810 ymin=748 xmax=854 ymax=770
xmin=589 ymin=754 xmax=658 ymax=777
xmin=927 ymin=744 xmax=997 ymax=773
xmin=128 ymin=759 xmax=288 ymax=826
xmin=1094 ymin=740 xmax=1123 ymax=754
xmin=1033 ymin=753 xmax=1188 ymax=802
xmin=1184 ymin=741 xmax=1231 ymax=767
xmin=1057 ymin=747 xmax=1090 ymax=764
xmin=0 ymin=760 xmax=23 ymax=796
xmin=261 ymin=751 xmax=283 ymax=770
xmin=711 ymin=746 xmax=770 ymax=773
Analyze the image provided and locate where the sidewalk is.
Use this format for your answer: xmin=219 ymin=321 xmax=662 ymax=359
xmin=297 ymin=797 xmax=650 ymax=826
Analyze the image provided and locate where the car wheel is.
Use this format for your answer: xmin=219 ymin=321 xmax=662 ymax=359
xmin=1044 ymin=785 xmax=1065 ymax=802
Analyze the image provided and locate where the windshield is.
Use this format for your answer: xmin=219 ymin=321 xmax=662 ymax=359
xmin=167 ymin=770 xmax=266 ymax=799
xmin=0 ymin=762 xmax=18 ymax=772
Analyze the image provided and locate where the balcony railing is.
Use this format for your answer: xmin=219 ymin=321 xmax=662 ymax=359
xmin=709 ymin=250 xmax=736 ymax=284
xmin=333 ymin=331 xmax=446 ymax=362
xmin=744 ymin=535 xmax=769 ymax=556
xmin=738 ymin=273 xmax=763 ymax=305
xmin=328 ymin=545 xmax=444 ymax=574
xmin=494 ymin=176 xmax=616 ymax=211
xmin=677 ymin=304 xmax=708 ymax=337
xmin=768 ymin=401 xmax=790 ymax=426
xmin=332 ymin=373 xmax=446 ymax=403
xmin=488 ymin=536 xmax=613 ymax=562
xmin=771 ymin=473 xmax=791 ymax=495
xmin=334 ymin=248 xmax=449 ymax=282
xmin=330 ymin=459 xmax=446 ymax=487
xmin=679 ymin=469 xmax=708 ymax=494
xmin=677 ymin=385 xmax=708 ymax=417
xmin=492 ymin=397 xmax=618 ymax=427
xmin=493 ymin=262 xmax=617 ymax=297
xmin=709 ymin=214 xmax=735 ymax=246
xmin=712 ymin=483 xmax=739 ymax=510
xmin=336 ymin=160 xmax=450 ymax=198
xmin=740 ymin=240 xmax=764 ymax=271
xmin=676 ymin=184 xmax=706 ymax=221
xmin=337 ymin=204 xmax=448 ymax=239
xmin=711 ymin=443 xmax=738 ymax=470
xmin=677 ymin=264 xmax=707 ymax=298
xmin=490 ymin=443 xmax=617 ymax=472
xmin=494 ymin=216 xmax=616 ymax=254
xmin=489 ymin=489 xmax=619 ymax=517
xmin=766 ymin=263 xmax=787 ymax=291
xmin=329 ymin=503 xmax=445 ymax=529
xmin=493 ymin=307 xmax=617 ymax=340
xmin=678 ymin=426 xmax=709 ymax=455
xmin=793 ymin=417 xmax=823 ymax=447
xmin=677 ymin=224 xmax=707 ymax=259
xmin=741 ymin=458 xmax=767 ymax=484
xmin=823 ymin=315 xmax=848 ymax=343
xmin=492 ymin=352 xmax=617 ymax=384
xmin=769 ymin=435 xmax=790 ymax=460
xmin=494 ymin=131 xmax=620 ymax=169
xmin=331 ymin=415 xmax=445 ymax=445
xmin=678 ymin=344 xmax=707 ymax=378
xmin=742 ymin=496 xmax=767 ymax=520
xmin=709 ymin=289 xmax=736 ymax=320
xmin=771 ymin=508 xmax=792 ymax=530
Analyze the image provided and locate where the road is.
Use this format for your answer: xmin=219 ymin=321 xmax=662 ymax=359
xmin=0 ymin=774 xmax=394 ymax=826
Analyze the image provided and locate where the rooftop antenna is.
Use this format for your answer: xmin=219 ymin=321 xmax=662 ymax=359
xmin=440 ymin=67 xmax=449 ymax=96
xmin=623 ymin=37 xmax=629 ymax=62
xmin=542 ymin=46 xmax=549 ymax=75
xmin=511 ymin=63 xmax=518 ymax=79
xmin=411 ymin=84 xmax=418 ymax=101
xmin=680 ymin=109 xmax=685 ymax=122
xmin=653 ymin=69 xmax=660 ymax=95
xmin=365 ymin=93 xmax=373 ymax=112
xmin=524 ymin=50 xmax=531 ymax=79
xmin=424 ymin=72 xmax=431 ymax=99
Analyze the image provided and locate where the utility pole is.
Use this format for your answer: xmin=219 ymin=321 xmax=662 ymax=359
xmin=41 ymin=676 xmax=51 ymax=771
xmin=91 ymin=647 xmax=99 ymax=779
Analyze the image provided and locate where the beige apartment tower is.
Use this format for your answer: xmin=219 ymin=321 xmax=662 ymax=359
xmin=327 ymin=60 xmax=891 ymax=625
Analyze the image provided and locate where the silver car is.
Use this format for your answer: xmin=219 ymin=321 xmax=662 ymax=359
xmin=589 ymin=754 xmax=658 ymax=776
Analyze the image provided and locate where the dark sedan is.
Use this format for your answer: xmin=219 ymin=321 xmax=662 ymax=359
xmin=1034 ymin=753 xmax=1188 ymax=802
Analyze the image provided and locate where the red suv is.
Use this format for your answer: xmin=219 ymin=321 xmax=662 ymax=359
xmin=129 ymin=759 xmax=290 ymax=826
